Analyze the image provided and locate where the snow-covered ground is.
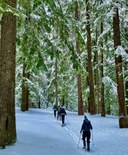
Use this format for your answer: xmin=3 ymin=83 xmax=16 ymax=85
xmin=0 ymin=107 xmax=128 ymax=155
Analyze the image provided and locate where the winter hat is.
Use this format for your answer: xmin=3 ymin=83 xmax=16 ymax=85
xmin=84 ymin=115 xmax=88 ymax=120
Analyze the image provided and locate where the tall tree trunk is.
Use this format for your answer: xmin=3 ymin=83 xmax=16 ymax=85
xmin=86 ymin=0 xmax=96 ymax=114
xmin=77 ymin=74 xmax=83 ymax=115
xmin=46 ymin=73 xmax=51 ymax=108
xmin=125 ymin=63 xmax=128 ymax=114
xmin=93 ymin=28 xmax=100 ymax=114
xmin=100 ymin=22 xmax=105 ymax=117
xmin=86 ymin=64 xmax=90 ymax=112
xmin=55 ymin=58 xmax=58 ymax=106
xmin=0 ymin=0 xmax=17 ymax=147
xmin=126 ymin=85 xmax=128 ymax=114
xmin=113 ymin=7 xmax=127 ymax=128
xmin=26 ymin=72 xmax=29 ymax=109
xmin=21 ymin=62 xmax=29 ymax=111
xmin=120 ymin=2 xmax=128 ymax=115
xmin=125 ymin=50 xmax=128 ymax=114
xmin=38 ymin=95 xmax=41 ymax=109
xmin=105 ymin=34 xmax=111 ymax=114
xmin=61 ymin=95 xmax=65 ymax=106
xmin=75 ymin=2 xmax=83 ymax=115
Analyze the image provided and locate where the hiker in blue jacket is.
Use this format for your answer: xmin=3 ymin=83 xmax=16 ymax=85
xmin=80 ymin=115 xmax=93 ymax=151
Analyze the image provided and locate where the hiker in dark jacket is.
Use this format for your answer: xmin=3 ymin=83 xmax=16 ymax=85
xmin=80 ymin=115 xmax=93 ymax=151
xmin=57 ymin=105 xmax=61 ymax=120
xmin=53 ymin=103 xmax=58 ymax=118
xmin=60 ymin=106 xmax=67 ymax=126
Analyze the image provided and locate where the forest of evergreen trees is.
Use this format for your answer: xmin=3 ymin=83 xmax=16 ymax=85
xmin=0 ymin=0 xmax=128 ymax=147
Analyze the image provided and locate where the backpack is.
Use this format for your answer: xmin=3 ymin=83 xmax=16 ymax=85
xmin=58 ymin=106 xmax=61 ymax=113
xmin=60 ymin=108 xmax=65 ymax=114
xmin=83 ymin=121 xmax=91 ymax=131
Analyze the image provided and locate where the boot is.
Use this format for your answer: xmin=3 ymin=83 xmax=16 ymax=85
xmin=83 ymin=140 xmax=86 ymax=149
xmin=87 ymin=142 xmax=90 ymax=151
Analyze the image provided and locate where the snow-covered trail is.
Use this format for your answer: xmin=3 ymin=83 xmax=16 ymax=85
xmin=1 ymin=108 xmax=128 ymax=155
xmin=0 ymin=108 xmax=84 ymax=155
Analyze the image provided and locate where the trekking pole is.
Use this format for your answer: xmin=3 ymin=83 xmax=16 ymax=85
xmin=78 ymin=132 xmax=81 ymax=148
xmin=91 ymin=130 xmax=94 ymax=146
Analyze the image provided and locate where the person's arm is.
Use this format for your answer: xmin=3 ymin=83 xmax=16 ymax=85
xmin=80 ymin=122 xmax=84 ymax=133
xmin=89 ymin=122 xmax=93 ymax=130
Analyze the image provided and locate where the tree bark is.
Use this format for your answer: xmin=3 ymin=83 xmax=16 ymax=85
xmin=113 ymin=7 xmax=127 ymax=128
xmin=75 ymin=2 xmax=83 ymax=115
xmin=77 ymin=74 xmax=83 ymax=115
xmin=86 ymin=0 xmax=96 ymax=114
xmin=55 ymin=58 xmax=58 ymax=105
xmin=124 ymin=50 xmax=128 ymax=114
xmin=100 ymin=22 xmax=105 ymax=117
xmin=21 ymin=62 xmax=29 ymax=111
xmin=93 ymin=28 xmax=100 ymax=114
xmin=0 ymin=0 xmax=17 ymax=147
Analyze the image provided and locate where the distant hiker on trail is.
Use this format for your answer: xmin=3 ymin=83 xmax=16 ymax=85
xmin=80 ymin=115 xmax=93 ymax=151
xmin=60 ymin=106 xmax=67 ymax=126
xmin=57 ymin=105 xmax=61 ymax=120
xmin=53 ymin=103 xmax=58 ymax=118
